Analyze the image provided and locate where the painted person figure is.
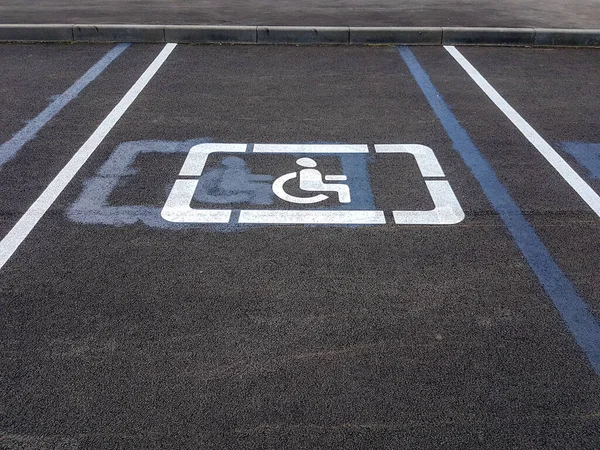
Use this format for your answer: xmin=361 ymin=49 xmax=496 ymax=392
xmin=194 ymin=156 xmax=273 ymax=205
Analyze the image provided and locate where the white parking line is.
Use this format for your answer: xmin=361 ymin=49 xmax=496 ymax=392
xmin=0 ymin=43 xmax=177 ymax=271
xmin=445 ymin=45 xmax=600 ymax=218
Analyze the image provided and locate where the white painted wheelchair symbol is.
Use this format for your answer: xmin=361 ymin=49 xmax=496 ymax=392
xmin=273 ymin=157 xmax=351 ymax=204
xmin=161 ymin=143 xmax=465 ymax=225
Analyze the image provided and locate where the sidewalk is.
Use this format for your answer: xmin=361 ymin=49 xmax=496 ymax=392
xmin=1 ymin=0 xmax=599 ymax=28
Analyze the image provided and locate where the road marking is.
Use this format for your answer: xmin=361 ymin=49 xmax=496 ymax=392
xmin=376 ymin=144 xmax=445 ymax=177
xmin=391 ymin=180 xmax=464 ymax=225
xmin=273 ymin=157 xmax=351 ymax=204
xmin=179 ymin=143 xmax=247 ymax=176
xmin=238 ymin=210 xmax=386 ymax=225
xmin=374 ymin=145 xmax=464 ymax=224
xmin=561 ymin=142 xmax=600 ymax=180
xmin=444 ymin=45 xmax=600 ymax=218
xmin=161 ymin=142 xmax=464 ymax=226
xmin=0 ymin=43 xmax=130 ymax=169
xmin=398 ymin=46 xmax=600 ymax=376
xmin=252 ymin=144 xmax=368 ymax=153
xmin=67 ymin=139 xmax=204 ymax=228
xmin=0 ymin=43 xmax=177 ymax=270
xmin=164 ymin=143 xmax=381 ymax=224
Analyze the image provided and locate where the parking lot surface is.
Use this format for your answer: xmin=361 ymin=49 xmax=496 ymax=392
xmin=0 ymin=43 xmax=599 ymax=449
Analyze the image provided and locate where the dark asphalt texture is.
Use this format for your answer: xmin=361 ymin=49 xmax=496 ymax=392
xmin=0 ymin=44 xmax=600 ymax=449
xmin=1 ymin=0 xmax=600 ymax=28
xmin=456 ymin=47 xmax=600 ymax=316
xmin=0 ymin=45 xmax=111 ymax=143
xmin=0 ymin=44 xmax=162 ymax=236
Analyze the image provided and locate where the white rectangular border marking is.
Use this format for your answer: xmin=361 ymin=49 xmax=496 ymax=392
xmin=375 ymin=144 xmax=445 ymax=177
xmin=0 ymin=43 xmax=178 ymax=270
xmin=163 ymin=143 xmax=384 ymax=225
xmin=253 ymin=144 xmax=369 ymax=153
xmin=179 ymin=143 xmax=246 ymax=176
xmin=445 ymin=45 xmax=600 ymax=217
xmin=162 ymin=143 xmax=464 ymax=226
xmin=162 ymin=179 xmax=231 ymax=223
xmin=239 ymin=210 xmax=386 ymax=224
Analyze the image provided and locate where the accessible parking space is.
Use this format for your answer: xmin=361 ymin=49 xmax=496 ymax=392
xmin=1 ymin=44 xmax=600 ymax=449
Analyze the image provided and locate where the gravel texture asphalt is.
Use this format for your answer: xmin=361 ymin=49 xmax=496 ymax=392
xmin=0 ymin=43 xmax=599 ymax=449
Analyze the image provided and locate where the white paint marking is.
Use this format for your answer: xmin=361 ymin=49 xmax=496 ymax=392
xmin=253 ymin=144 xmax=368 ymax=153
xmin=179 ymin=143 xmax=246 ymax=176
xmin=445 ymin=45 xmax=600 ymax=217
xmin=272 ymin=157 xmax=352 ymax=204
xmin=161 ymin=179 xmax=231 ymax=223
xmin=163 ymin=143 xmax=384 ymax=224
xmin=162 ymin=143 xmax=464 ymax=226
xmin=0 ymin=43 xmax=177 ymax=270
xmin=375 ymin=144 xmax=445 ymax=177
xmin=238 ymin=210 xmax=386 ymax=225
xmin=393 ymin=180 xmax=465 ymax=225
xmin=271 ymin=172 xmax=330 ymax=205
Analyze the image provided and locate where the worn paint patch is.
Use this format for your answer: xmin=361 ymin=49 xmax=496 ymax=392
xmin=69 ymin=140 xmax=463 ymax=229
xmin=562 ymin=142 xmax=600 ymax=180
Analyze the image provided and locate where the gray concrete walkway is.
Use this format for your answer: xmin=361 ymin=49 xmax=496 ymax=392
xmin=0 ymin=0 xmax=599 ymax=28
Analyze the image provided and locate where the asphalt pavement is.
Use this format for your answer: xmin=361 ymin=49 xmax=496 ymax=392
xmin=1 ymin=0 xmax=600 ymax=28
xmin=0 ymin=43 xmax=599 ymax=449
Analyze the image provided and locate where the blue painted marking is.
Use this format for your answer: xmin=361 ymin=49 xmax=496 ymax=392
xmin=339 ymin=154 xmax=376 ymax=210
xmin=194 ymin=156 xmax=274 ymax=205
xmin=68 ymin=140 xmax=379 ymax=231
xmin=398 ymin=47 xmax=600 ymax=375
xmin=68 ymin=139 xmax=208 ymax=229
xmin=229 ymin=209 xmax=241 ymax=224
xmin=0 ymin=43 xmax=130 ymax=169
xmin=261 ymin=141 xmax=376 ymax=209
xmin=562 ymin=142 xmax=600 ymax=179
xmin=68 ymin=139 xmax=268 ymax=233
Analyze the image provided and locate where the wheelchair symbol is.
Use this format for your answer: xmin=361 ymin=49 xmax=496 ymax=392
xmin=160 ymin=143 xmax=465 ymax=225
xmin=272 ymin=157 xmax=351 ymax=204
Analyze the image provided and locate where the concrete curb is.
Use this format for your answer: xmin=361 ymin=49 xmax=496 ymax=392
xmin=0 ymin=24 xmax=74 ymax=41
xmin=257 ymin=26 xmax=349 ymax=44
xmin=73 ymin=24 xmax=164 ymax=42
xmin=165 ymin=25 xmax=256 ymax=43
xmin=534 ymin=28 xmax=600 ymax=47
xmin=0 ymin=25 xmax=599 ymax=47
xmin=442 ymin=27 xmax=536 ymax=46
xmin=350 ymin=27 xmax=442 ymax=45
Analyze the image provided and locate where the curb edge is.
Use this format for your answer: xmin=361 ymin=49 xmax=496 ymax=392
xmin=0 ymin=25 xmax=598 ymax=47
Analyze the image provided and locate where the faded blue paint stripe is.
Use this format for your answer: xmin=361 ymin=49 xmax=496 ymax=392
xmin=0 ymin=43 xmax=130 ymax=168
xmin=339 ymin=154 xmax=375 ymax=210
xmin=561 ymin=142 xmax=600 ymax=180
xmin=398 ymin=46 xmax=600 ymax=375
